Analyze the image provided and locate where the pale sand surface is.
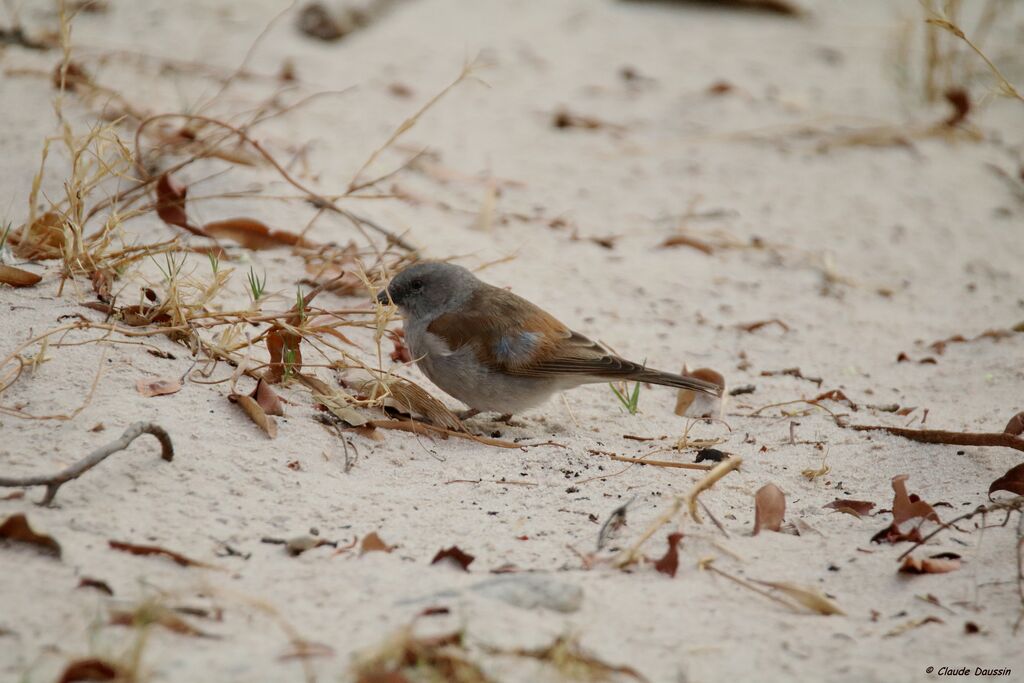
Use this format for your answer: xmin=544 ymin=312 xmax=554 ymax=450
xmin=1 ymin=1 xmax=1023 ymax=681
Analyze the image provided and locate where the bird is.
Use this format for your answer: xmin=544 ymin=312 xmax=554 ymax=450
xmin=377 ymin=262 xmax=722 ymax=420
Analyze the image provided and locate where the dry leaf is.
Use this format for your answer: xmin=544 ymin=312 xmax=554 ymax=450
xmin=872 ymin=474 xmax=939 ymax=544
xmin=891 ymin=474 xmax=939 ymax=526
xmin=360 ymin=532 xmax=394 ymax=555
xmin=265 ymin=326 xmax=303 ymax=384
xmin=155 ymin=172 xmax=203 ymax=235
xmin=136 ymin=377 xmax=182 ymax=398
xmin=230 ymin=393 xmax=278 ymax=438
xmin=0 ymin=513 xmax=61 ymax=557
xmin=108 ymin=540 xmax=216 ymax=569
xmin=203 ymin=218 xmax=309 ymax=250
xmin=812 ymin=389 xmax=857 ymax=409
xmin=653 ymin=532 xmax=683 ymax=577
xmin=1004 ymin=411 xmax=1024 ymax=436
xmin=0 ymin=264 xmax=42 ymax=287
xmin=989 ymin=463 xmax=1024 ymax=498
xmin=57 ymin=658 xmax=122 ymax=683
xmin=899 ymin=552 xmax=962 ymax=574
xmin=757 ymin=580 xmax=844 ymax=615
xmin=251 ymin=378 xmax=285 ymax=416
xmin=824 ymin=499 xmax=875 ymax=518
xmin=753 ymin=483 xmax=785 ymax=535
xmin=12 ymin=211 xmax=66 ymax=260
xmin=430 ymin=546 xmax=475 ymax=571
xmin=675 ymin=367 xmax=725 ymax=417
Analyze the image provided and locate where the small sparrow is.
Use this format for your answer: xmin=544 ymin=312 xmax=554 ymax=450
xmin=378 ymin=262 xmax=722 ymax=419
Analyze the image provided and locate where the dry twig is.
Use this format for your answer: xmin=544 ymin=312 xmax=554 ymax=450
xmin=851 ymin=425 xmax=1024 ymax=453
xmin=0 ymin=422 xmax=173 ymax=505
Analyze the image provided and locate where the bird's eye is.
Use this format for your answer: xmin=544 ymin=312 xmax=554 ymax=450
xmin=410 ymin=279 xmax=424 ymax=291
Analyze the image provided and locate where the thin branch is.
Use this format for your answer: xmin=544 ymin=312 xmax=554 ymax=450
xmin=851 ymin=425 xmax=1024 ymax=453
xmin=602 ymin=454 xmax=715 ymax=471
xmin=0 ymin=422 xmax=173 ymax=505
xmin=896 ymin=497 xmax=1024 ymax=561
xmin=132 ymin=113 xmax=417 ymax=251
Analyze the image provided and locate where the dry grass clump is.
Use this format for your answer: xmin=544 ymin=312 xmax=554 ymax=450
xmin=893 ymin=0 xmax=1022 ymax=106
xmin=0 ymin=4 xmax=479 ymax=431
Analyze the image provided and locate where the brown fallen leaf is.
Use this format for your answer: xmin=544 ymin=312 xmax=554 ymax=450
xmin=11 ymin=211 xmax=66 ymax=260
xmin=899 ymin=552 xmax=962 ymax=575
xmin=0 ymin=513 xmax=61 ymax=557
xmin=57 ymin=658 xmax=123 ymax=682
xmin=155 ymin=172 xmax=204 ymax=236
xmin=136 ymin=377 xmax=182 ymax=398
xmin=108 ymin=540 xmax=217 ymax=569
xmin=753 ymin=483 xmax=785 ymax=535
xmin=229 ymin=393 xmax=278 ymax=438
xmin=0 ymin=264 xmax=42 ymax=287
xmin=675 ymin=367 xmax=725 ymax=417
xmin=891 ymin=474 xmax=939 ymax=526
xmin=988 ymin=463 xmax=1024 ymax=498
xmin=812 ymin=389 xmax=857 ymax=410
xmin=872 ymin=474 xmax=939 ymax=544
xmin=430 ymin=546 xmax=475 ymax=571
xmin=1004 ymin=411 xmax=1024 ymax=436
xmin=653 ymin=532 xmax=683 ymax=577
xmin=203 ymin=217 xmax=310 ymax=250
xmin=823 ymin=499 xmax=875 ymax=518
xmin=755 ymin=580 xmax=844 ymax=615
xmin=90 ymin=267 xmax=114 ymax=301
xmin=251 ymin=378 xmax=285 ymax=416
xmin=265 ymin=326 xmax=303 ymax=384
xmin=360 ymin=531 xmax=395 ymax=555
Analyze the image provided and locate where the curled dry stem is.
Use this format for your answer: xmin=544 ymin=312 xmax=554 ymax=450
xmin=0 ymin=422 xmax=173 ymax=505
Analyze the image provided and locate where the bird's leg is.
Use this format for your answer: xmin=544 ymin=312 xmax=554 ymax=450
xmin=456 ymin=408 xmax=480 ymax=420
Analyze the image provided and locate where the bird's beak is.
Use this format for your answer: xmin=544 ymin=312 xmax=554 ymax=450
xmin=376 ymin=289 xmax=391 ymax=306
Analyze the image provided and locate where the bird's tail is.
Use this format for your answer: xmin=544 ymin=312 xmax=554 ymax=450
xmin=626 ymin=368 xmax=723 ymax=396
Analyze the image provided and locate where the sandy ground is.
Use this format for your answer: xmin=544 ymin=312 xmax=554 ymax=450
xmin=1 ymin=0 xmax=1023 ymax=681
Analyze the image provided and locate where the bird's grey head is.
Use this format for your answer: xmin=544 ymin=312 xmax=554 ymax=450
xmin=377 ymin=262 xmax=480 ymax=321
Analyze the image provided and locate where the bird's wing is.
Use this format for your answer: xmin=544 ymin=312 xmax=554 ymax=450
xmin=426 ymin=285 xmax=635 ymax=378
